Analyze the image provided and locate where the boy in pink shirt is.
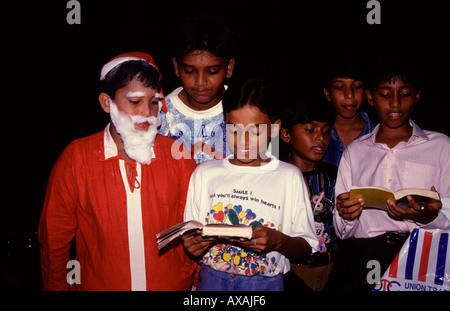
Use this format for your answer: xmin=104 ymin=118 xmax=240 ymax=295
xmin=330 ymin=59 xmax=450 ymax=291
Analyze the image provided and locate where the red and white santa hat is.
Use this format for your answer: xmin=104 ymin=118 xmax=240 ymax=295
xmin=100 ymin=51 xmax=167 ymax=113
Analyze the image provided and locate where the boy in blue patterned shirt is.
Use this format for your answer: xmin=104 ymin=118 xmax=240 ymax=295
xmin=280 ymin=98 xmax=337 ymax=291
xmin=321 ymin=55 xmax=375 ymax=167
xmin=158 ymin=14 xmax=236 ymax=164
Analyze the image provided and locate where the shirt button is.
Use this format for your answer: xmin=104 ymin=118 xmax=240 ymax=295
xmin=388 ymin=179 xmax=393 ymax=183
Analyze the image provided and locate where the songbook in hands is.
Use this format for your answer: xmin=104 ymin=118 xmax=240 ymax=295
xmin=156 ymin=220 xmax=253 ymax=250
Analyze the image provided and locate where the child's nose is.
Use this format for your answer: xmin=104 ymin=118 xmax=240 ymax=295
xmin=139 ymin=101 xmax=157 ymax=117
xmin=194 ymin=72 xmax=207 ymax=87
xmin=344 ymin=87 xmax=354 ymax=99
xmin=391 ymin=94 xmax=401 ymax=107
xmin=315 ymin=131 xmax=324 ymax=142
xmin=237 ymin=131 xmax=249 ymax=147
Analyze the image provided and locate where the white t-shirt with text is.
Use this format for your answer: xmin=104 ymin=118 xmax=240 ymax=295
xmin=184 ymin=156 xmax=319 ymax=277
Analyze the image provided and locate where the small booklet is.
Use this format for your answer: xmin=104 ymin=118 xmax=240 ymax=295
xmin=156 ymin=220 xmax=253 ymax=250
xmin=349 ymin=186 xmax=440 ymax=210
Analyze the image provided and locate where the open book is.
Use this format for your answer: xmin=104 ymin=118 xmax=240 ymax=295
xmin=156 ymin=220 xmax=253 ymax=250
xmin=349 ymin=186 xmax=440 ymax=211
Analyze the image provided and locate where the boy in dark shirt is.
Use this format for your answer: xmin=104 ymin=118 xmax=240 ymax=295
xmin=321 ymin=56 xmax=375 ymax=167
xmin=280 ymin=98 xmax=337 ymax=290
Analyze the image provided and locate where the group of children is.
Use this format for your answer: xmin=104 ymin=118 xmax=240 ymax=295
xmin=39 ymin=14 xmax=450 ymax=291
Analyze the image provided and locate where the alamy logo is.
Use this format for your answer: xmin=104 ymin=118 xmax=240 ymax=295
xmin=366 ymin=259 xmax=381 ymax=285
xmin=66 ymin=260 xmax=81 ymax=285
xmin=66 ymin=0 xmax=81 ymax=25
xmin=366 ymin=0 xmax=381 ymax=24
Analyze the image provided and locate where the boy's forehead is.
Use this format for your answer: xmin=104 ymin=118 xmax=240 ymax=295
xmin=117 ymin=78 xmax=158 ymax=96
xmin=226 ymin=111 xmax=271 ymax=127
xmin=180 ymin=50 xmax=227 ymax=66
xmin=375 ymin=76 xmax=412 ymax=88
xmin=126 ymin=91 xmax=147 ymax=98
xmin=295 ymin=121 xmax=331 ymax=127
xmin=331 ymin=77 xmax=363 ymax=83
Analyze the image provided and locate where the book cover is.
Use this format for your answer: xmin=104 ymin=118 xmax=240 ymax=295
xmin=349 ymin=186 xmax=440 ymax=211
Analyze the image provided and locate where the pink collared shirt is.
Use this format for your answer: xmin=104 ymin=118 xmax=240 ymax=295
xmin=334 ymin=120 xmax=450 ymax=239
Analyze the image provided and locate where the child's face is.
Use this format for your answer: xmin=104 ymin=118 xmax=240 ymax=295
xmin=173 ymin=50 xmax=235 ymax=107
xmin=323 ymin=78 xmax=365 ymax=120
xmin=99 ymin=77 xmax=160 ymax=132
xmin=281 ymin=122 xmax=331 ymax=165
xmin=366 ymin=76 xmax=420 ymax=130
xmin=226 ymin=104 xmax=280 ymax=167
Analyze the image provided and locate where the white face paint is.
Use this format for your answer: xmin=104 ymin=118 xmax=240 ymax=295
xmin=126 ymin=91 xmax=147 ymax=98
xmin=109 ymin=99 xmax=159 ymax=165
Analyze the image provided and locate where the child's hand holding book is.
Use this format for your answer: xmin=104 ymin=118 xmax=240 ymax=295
xmin=181 ymin=226 xmax=312 ymax=261
xmin=386 ymin=186 xmax=442 ymax=224
xmin=182 ymin=230 xmax=217 ymax=259
xmin=338 ymin=186 xmax=442 ymax=224
xmin=336 ymin=192 xmax=364 ymax=221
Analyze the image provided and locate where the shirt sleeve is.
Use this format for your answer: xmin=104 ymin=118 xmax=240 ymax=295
xmin=158 ymin=110 xmax=169 ymax=136
xmin=333 ymin=147 xmax=359 ymax=239
xmin=183 ymin=166 xmax=203 ymax=223
xmin=290 ymin=170 xmax=319 ymax=253
xmin=417 ymin=141 xmax=450 ymax=230
xmin=176 ymin=157 xmax=197 ymax=221
xmin=38 ymin=143 xmax=79 ymax=291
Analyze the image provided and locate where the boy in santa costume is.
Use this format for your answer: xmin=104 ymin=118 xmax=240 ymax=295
xmin=39 ymin=51 xmax=197 ymax=290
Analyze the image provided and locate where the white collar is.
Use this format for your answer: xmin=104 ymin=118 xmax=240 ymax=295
xmin=103 ymin=123 xmax=156 ymax=161
xmin=104 ymin=123 xmax=119 ymax=160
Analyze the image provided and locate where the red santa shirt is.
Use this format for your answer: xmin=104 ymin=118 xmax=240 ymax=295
xmin=39 ymin=124 xmax=197 ymax=290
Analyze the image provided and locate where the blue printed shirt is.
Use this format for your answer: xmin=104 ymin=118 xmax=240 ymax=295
xmin=158 ymin=86 xmax=230 ymax=164
xmin=322 ymin=110 xmax=375 ymax=167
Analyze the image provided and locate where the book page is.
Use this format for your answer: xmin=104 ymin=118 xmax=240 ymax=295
xmin=394 ymin=188 xmax=440 ymax=201
xmin=156 ymin=220 xmax=203 ymax=250
xmin=202 ymin=224 xmax=253 ymax=239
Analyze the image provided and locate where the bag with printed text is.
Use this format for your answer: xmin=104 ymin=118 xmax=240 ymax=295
xmin=374 ymin=228 xmax=449 ymax=291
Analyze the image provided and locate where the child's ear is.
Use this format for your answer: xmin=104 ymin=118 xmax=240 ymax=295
xmin=99 ymin=93 xmax=112 ymax=113
xmin=365 ymin=89 xmax=375 ymax=106
xmin=323 ymin=87 xmax=332 ymax=102
xmin=270 ymin=119 xmax=282 ymax=139
xmin=414 ymin=88 xmax=422 ymax=104
xmin=172 ymin=57 xmax=180 ymax=77
xmin=226 ymin=58 xmax=235 ymax=79
xmin=280 ymin=128 xmax=291 ymax=143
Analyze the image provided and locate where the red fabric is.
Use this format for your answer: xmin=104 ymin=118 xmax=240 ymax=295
xmin=39 ymin=130 xmax=197 ymax=290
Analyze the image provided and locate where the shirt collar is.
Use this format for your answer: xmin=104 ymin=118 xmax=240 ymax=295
xmin=102 ymin=123 xmax=157 ymax=162
xmin=360 ymin=119 xmax=430 ymax=145
xmin=103 ymin=123 xmax=120 ymax=160
xmin=410 ymin=120 xmax=429 ymax=140
xmin=330 ymin=110 xmax=374 ymax=141
xmin=359 ymin=110 xmax=375 ymax=135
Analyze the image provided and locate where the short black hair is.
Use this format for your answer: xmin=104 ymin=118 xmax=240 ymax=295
xmin=321 ymin=52 xmax=366 ymax=88
xmin=222 ymin=78 xmax=280 ymax=123
xmin=100 ymin=60 xmax=162 ymax=99
xmin=172 ymin=14 xmax=236 ymax=61
xmin=281 ymin=98 xmax=335 ymax=131
xmin=365 ymin=57 xmax=421 ymax=91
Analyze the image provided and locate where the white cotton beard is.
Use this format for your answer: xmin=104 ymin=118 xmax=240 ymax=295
xmin=109 ymin=99 xmax=160 ymax=165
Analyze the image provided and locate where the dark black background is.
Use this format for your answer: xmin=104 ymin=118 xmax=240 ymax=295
xmin=2 ymin=0 xmax=449 ymax=290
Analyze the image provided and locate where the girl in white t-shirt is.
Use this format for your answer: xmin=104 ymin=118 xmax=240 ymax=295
xmin=182 ymin=78 xmax=318 ymax=291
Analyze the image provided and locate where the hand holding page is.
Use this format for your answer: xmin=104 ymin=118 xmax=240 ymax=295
xmin=156 ymin=220 xmax=253 ymax=250
xmin=349 ymin=186 xmax=440 ymax=211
